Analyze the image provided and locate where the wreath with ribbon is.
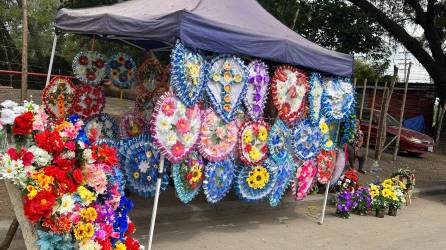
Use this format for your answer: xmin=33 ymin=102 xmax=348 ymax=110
xmin=124 ymin=140 xmax=169 ymax=197
xmin=170 ymin=42 xmax=207 ymax=106
xmin=106 ymin=52 xmax=137 ymax=88
xmin=321 ymin=77 xmax=354 ymax=122
xmin=308 ymin=72 xmax=324 ymax=124
xmin=198 ymin=108 xmax=238 ymax=162
xmin=291 ymin=119 xmax=322 ymax=160
xmin=42 ymin=76 xmax=77 ymax=118
xmin=172 ymin=151 xmax=205 ymax=203
xmin=267 ymin=119 xmax=290 ymax=161
xmin=72 ymin=84 xmax=105 ymax=119
xmin=271 ymin=65 xmax=308 ymax=125
xmin=238 ymin=120 xmax=270 ymax=166
xmin=268 ymin=154 xmax=297 ymax=207
xmin=235 ymin=159 xmax=278 ymax=203
xmin=151 ymin=91 xmax=202 ymax=163
xmin=206 ymin=55 xmax=248 ymax=123
xmin=316 ymin=149 xmax=336 ymax=184
xmin=203 ymin=159 xmax=236 ymax=203
xmin=84 ymin=113 xmax=119 ymax=141
xmin=291 ymin=160 xmax=317 ymax=201
xmin=72 ymin=51 xmax=107 ymax=85
xmin=119 ymin=112 xmax=149 ymax=138
xmin=243 ymin=60 xmax=269 ymax=120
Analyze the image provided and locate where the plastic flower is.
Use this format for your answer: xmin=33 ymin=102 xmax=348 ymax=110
xmin=215 ymin=126 xmax=226 ymax=139
xmin=258 ymin=126 xmax=268 ymax=141
xmin=77 ymin=186 xmax=96 ymax=205
xmin=78 ymin=239 xmax=102 ymax=250
xmin=176 ymin=118 xmax=190 ymax=134
xmin=0 ymin=108 xmax=17 ymax=125
xmin=190 ymin=165 xmax=202 ymax=183
xmin=382 ymin=179 xmax=394 ymax=187
xmin=382 ymin=188 xmax=392 ymax=198
xmin=246 ymin=166 xmax=270 ymax=189
xmin=161 ymin=99 xmax=176 ymax=116
xmin=249 ymin=147 xmax=261 ymax=161
xmin=243 ymin=130 xmax=252 ymax=143
xmin=73 ymin=222 xmax=95 ymax=240
xmin=23 ymin=190 xmax=56 ymax=222
xmin=183 ymin=132 xmax=195 ymax=147
xmin=56 ymin=194 xmax=75 ymax=215
xmin=166 ymin=131 xmax=178 ymax=146
xmin=212 ymin=73 xmax=221 ymax=82
xmin=157 ymin=117 xmax=171 ymax=132
xmin=369 ymin=185 xmax=379 ymax=198
xmin=28 ymin=146 xmax=52 ymax=167
xmin=12 ymin=111 xmax=34 ymax=135
xmin=114 ymin=242 xmax=126 ymax=250
xmin=80 ymin=207 xmax=98 ymax=222
xmin=319 ymin=121 xmax=329 ymax=134
xmin=171 ymin=141 xmax=185 ymax=157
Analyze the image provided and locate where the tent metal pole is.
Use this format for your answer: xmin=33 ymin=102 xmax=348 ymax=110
xmin=319 ymin=123 xmax=341 ymax=225
xmin=45 ymin=34 xmax=58 ymax=86
xmin=147 ymin=155 xmax=165 ymax=250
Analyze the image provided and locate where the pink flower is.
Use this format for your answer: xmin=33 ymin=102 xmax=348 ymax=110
xmin=186 ymin=106 xmax=199 ymax=119
xmin=32 ymin=110 xmax=48 ymax=131
xmin=161 ymin=99 xmax=176 ymax=116
xmin=65 ymin=141 xmax=76 ymax=151
xmin=215 ymin=127 xmax=226 ymax=139
xmin=171 ymin=141 xmax=185 ymax=157
xmin=176 ymin=118 xmax=190 ymax=134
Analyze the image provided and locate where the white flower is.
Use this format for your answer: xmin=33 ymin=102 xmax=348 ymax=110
xmin=0 ymin=100 xmax=18 ymax=109
xmin=27 ymin=146 xmax=52 ymax=167
xmin=0 ymin=156 xmax=27 ymax=188
xmin=0 ymin=109 xmax=17 ymax=125
xmin=54 ymin=194 xmax=75 ymax=215
xmin=166 ymin=131 xmax=177 ymax=146
xmin=176 ymin=102 xmax=186 ymax=116
xmin=183 ymin=132 xmax=195 ymax=147
xmin=61 ymin=150 xmax=76 ymax=160
xmin=83 ymin=149 xmax=95 ymax=163
xmin=157 ymin=117 xmax=172 ymax=132
xmin=12 ymin=105 xmax=27 ymax=115
xmin=79 ymin=239 xmax=102 ymax=250
xmin=138 ymin=160 xmax=150 ymax=173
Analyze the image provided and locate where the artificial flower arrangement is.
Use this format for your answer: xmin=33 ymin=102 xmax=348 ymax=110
xmin=321 ymin=77 xmax=354 ymax=122
xmin=382 ymin=178 xmax=406 ymax=216
xmin=172 ymin=151 xmax=205 ymax=203
xmin=316 ymin=149 xmax=335 ymax=184
xmin=0 ymin=112 xmax=140 ymax=249
xmin=119 ymin=112 xmax=149 ymax=138
xmin=335 ymin=168 xmax=359 ymax=193
xmin=136 ymin=52 xmax=169 ymax=93
xmin=291 ymin=119 xmax=321 ymax=160
xmin=308 ymin=72 xmax=324 ymax=124
xmin=84 ymin=113 xmax=119 ymax=141
xmin=106 ymin=52 xmax=137 ymax=88
xmin=203 ymin=159 xmax=236 ymax=203
xmin=72 ymin=84 xmax=105 ymax=119
xmin=42 ymin=77 xmax=78 ymax=119
xmin=291 ymin=159 xmax=317 ymax=201
xmin=243 ymin=60 xmax=269 ymax=120
xmin=238 ymin=120 xmax=270 ymax=165
xmin=72 ymin=51 xmax=107 ymax=85
xmin=391 ymin=168 xmax=416 ymax=193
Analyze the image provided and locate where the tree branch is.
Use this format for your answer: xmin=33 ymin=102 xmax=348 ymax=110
xmin=404 ymin=0 xmax=426 ymax=26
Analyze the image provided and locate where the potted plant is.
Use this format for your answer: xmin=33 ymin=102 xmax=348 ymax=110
xmin=352 ymin=186 xmax=372 ymax=215
xmin=391 ymin=169 xmax=415 ymax=205
xmin=336 ymin=189 xmax=354 ymax=218
xmin=386 ymin=179 xmax=406 ymax=216
xmin=370 ymin=183 xmax=387 ymax=218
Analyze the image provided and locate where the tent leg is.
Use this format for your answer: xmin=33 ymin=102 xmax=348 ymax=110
xmin=45 ymin=34 xmax=58 ymax=86
xmin=147 ymin=155 xmax=164 ymax=250
xmin=318 ymin=182 xmax=330 ymax=225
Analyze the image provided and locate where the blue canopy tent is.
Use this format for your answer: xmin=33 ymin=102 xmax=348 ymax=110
xmin=49 ymin=1 xmax=354 ymax=248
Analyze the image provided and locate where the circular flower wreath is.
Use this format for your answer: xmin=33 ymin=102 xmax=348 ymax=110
xmin=117 ymin=134 xmax=151 ymax=167
xmin=42 ymin=76 xmax=77 ymax=118
xmin=72 ymin=84 xmax=105 ymax=119
xmin=267 ymin=119 xmax=290 ymax=161
xmin=238 ymin=119 xmax=270 ymax=166
xmin=198 ymin=108 xmax=238 ymax=162
xmin=316 ymin=149 xmax=336 ymax=184
xmin=206 ymin=54 xmax=248 ymax=123
xmin=136 ymin=52 xmax=169 ymax=93
xmin=170 ymin=41 xmax=208 ymax=106
xmin=308 ymin=72 xmax=324 ymax=124
xmin=291 ymin=119 xmax=322 ymax=160
xmin=291 ymin=160 xmax=317 ymax=201
xmin=172 ymin=151 xmax=205 ymax=203
xmin=119 ymin=112 xmax=149 ymax=138
xmin=203 ymin=159 xmax=236 ymax=203
xmin=243 ymin=60 xmax=269 ymax=120
xmin=321 ymin=77 xmax=354 ymax=122
xmin=134 ymin=86 xmax=168 ymax=121
xmin=106 ymin=52 xmax=137 ymax=88
xmin=84 ymin=113 xmax=119 ymax=141
xmin=124 ymin=140 xmax=169 ymax=197
xmin=271 ymin=65 xmax=309 ymax=125
xmin=268 ymin=154 xmax=297 ymax=207
xmin=72 ymin=51 xmax=107 ymax=85
xmin=319 ymin=117 xmax=336 ymax=151
xmin=235 ymin=159 xmax=277 ymax=202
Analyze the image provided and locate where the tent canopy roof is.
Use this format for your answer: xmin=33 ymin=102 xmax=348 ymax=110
xmin=55 ymin=0 xmax=353 ymax=76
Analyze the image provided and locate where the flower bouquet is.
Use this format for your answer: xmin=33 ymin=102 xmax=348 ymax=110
xmin=335 ymin=168 xmax=359 ymax=193
xmin=391 ymin=168 xmax=415 ymax=205
xmin=369 ymin=183 xmax=390 ymax=218
xmin=352 ymin=186 xmax=371 ymax=215
xmin=383 ymin=178 xmax=406 ymax=216
xmin=0 ymin=114 xmax=140 ymax=250
xmin=336 ymin=189 xmax=355 ymax=218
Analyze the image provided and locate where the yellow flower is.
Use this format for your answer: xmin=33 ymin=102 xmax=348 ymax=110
xmin=249 ymin=147 xmax=261 ymax=161
xmin=212 ymin=73 xmax=221 ymax=82
xmin=133 ymin=172 xmax=140 ymax=179
xmin=74 ymin=222 xmax=86 ymax=240
xmin=382 ymin=188 xmax=393 ymax=198
xmin=319 ymin=121 xmax=329 ymax=134
xmin=243 ymin=130 xmax=252 ymax=143
xmin=246 ymin=166 xmax=270 ymax=189
xmin=26 ymin=185 xmax=38 ymax=200
xmin=223 ymin=71 xmax=232 ymax=82
xmin=234 ymin=74 xmax=242 ymax=83
xmin=77 ymin=186 xmax=96 ymax=205
xmin=191 ymin=165 xmax=202 ymax=183
xmin=258 ymin=127 xmax=268 ymax=141
xmin=114 ymin=242 xmax=127 ymax=250
xmin=382 ymin=179 xmax=394 ymax=187
xmin=83 ymin=222 xmax=95 ymax=239
xmin=80 ymin=207 xmax=97 ymax=222
xmin=370 ymin=185 xmax=379 ymax=198
xmin=398 ymin=181 xmax=407 ymax=190
xmin=325 ymin=140 xmax=333 ymax=148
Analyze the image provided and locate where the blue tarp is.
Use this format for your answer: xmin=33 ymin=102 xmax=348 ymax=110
xmin=403 ymin=115 xmax=425 ymax=133
xmin=55 ymin=0 xmax=353 ymax=76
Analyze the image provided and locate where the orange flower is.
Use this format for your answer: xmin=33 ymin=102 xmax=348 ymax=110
xmin=224 ymin=84 xmax=231 ymax=92
xmin=223 ymin=104 xmax=232 ymax=112
xmin=224 ymin=94 xmax=231 ymax=103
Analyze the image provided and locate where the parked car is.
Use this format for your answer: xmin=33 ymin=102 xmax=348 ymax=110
xmin=360 ymin=108 xmax=435 ymax=156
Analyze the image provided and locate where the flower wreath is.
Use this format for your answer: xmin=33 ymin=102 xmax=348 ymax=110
xmin=267 ymin=119 xmax=290 ymax=161
xmin=72 ymin=51 xmax=107 ymax=85
xmin=321 ymin=77 xmax=354 ymax=122
xmin=151 ymin=91 xmax=202 ymax=163
xmin=106 ymin=52 xmax=136 ymax=88
xmin=238 ymin=119 xmax=270 ymax=166
xmin=170 ymin=42 xmax=208 ymax=106
xmin=42 ymin=76 xmax=77 ymax=118
xmin=136 ymin=52 xmax=169 ymax=93
xmin=291 ymin=119 xmax=322 ymax=160
xmin=203 ymin=159 xmax=236 ymax=203
xmin=118 ymin=134 xmax=151 ymax=167
xmin=319 ymin=117 xmax=336 ymax=151
xmin=329 ymin=148 xmax=347 ymax=186
xmin=316 ymin=149 xmax=336 ymax=184
xmin=291 ymin=159 xmax=317 ymax=201
xmin=268 ymin=154 xmax=297 ymax=207
xmin=72 ymin=84 xmax=105 ymax=119
xmin=84 ymin=113 xmax=119 ymax=141
xmin=134 ymin=86 xmax=168 ymax=121
xmin=308 ymin=72 xmax=324 ymax=124
xmin=198 ymin=108 xmax=238 ymax=162
xmin=206 ymin=54 xmax=248 ymax=123
xmin=119 ymin=112 xmax=149 ymax=138
xmin=172 ymin=151 xmax=205 ymax=203
xmin=340 ymin=101 xmax=358 ymax=145
xmin=271 ymin=65 xmax=308 ymax=125
xmin=123 ymin=140 xmax=169 ymax=197
xmin=243 ymin=60 xmax=269 ymax=120
xmin=235 ymin=159 xmax=278 ymax=203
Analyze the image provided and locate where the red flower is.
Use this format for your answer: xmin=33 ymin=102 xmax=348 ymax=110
xmin=161 ymin=99 xmax=176 ymax=116
xmin=72 ymin=169 xmax=83 ymax=184
xmin=44 ymin=165 xmax=78 ymax=194
xmin=281 ymin=103 xmax=291 ymax=115
xmin=78 ymin=55 xmax=89 ymax=65
xmin=53 ymin=157 xmax=75 ymax=171
xmin=171 ymin=141 xmax=185 ymax=158
xmin=24 ymin=190 xmax=56 ymax=222
xmin=261 ymin=145 xmax=268 ymax=153
xmin=35 ymin=130 xmax=64 ymax=155
xmin=42 ymin=215 xmax=72 ymax=233
xmin=13 ymin=111 xmax=34 ymax=135
xmin=6 ymin=148 xmax=34 ymax=166
xmin=86 ymin=70 xmax=96 ymax=81
xmin=92 ymin=144 xmax=118 ymax=166
xmin=95 ymin=59 xmax=105 ymax=69
xmin=244 ymin=144 xmax=252 ymax=153
xmin=125 ymin=237 xmax=140 ymax=250
xmin=97 ymin=239 xmax=112 ymax=250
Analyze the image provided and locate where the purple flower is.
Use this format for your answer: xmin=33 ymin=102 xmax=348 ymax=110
xmin=254 ymin=85 xmax=262 ymax=93
xmin=253 ymin=94 xmax=262 ymax=102
xmin=248 ymin=76 xmax=255 ymax=84
xmin=255 ymin=75 xmax=263 ymax=83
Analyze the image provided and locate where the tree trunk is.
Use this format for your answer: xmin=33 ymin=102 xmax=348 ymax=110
xmin=20 ymin=0 xmax=28 ymax=102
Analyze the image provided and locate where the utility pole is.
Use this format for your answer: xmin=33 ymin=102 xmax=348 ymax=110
xmin=20 ymin=0 xmax=28 ymax=101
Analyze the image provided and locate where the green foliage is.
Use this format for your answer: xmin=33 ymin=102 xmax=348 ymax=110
xmin=353 ymin=60 xmax=386 ymax=81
